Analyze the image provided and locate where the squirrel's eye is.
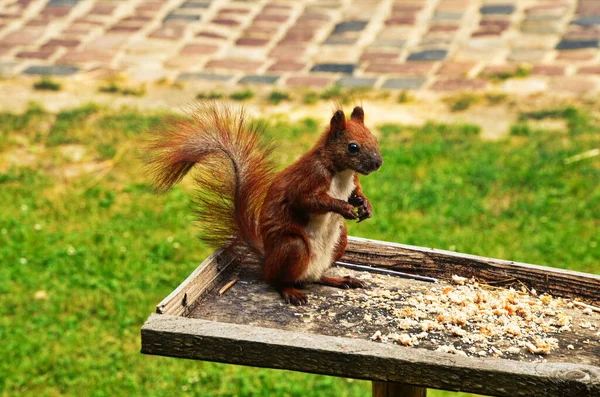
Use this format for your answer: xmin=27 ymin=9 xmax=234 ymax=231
xmin=347 ymin=142 xmax=360 ymax=154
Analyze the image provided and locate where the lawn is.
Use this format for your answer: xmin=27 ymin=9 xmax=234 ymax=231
xmin=0 ymin=102 xmax=598 ymax=397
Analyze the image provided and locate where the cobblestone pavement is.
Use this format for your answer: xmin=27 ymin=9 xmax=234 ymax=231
xmin=0 ymin=0 xmax=598 ymax=93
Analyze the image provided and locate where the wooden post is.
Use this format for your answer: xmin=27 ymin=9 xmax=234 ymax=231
xmin=372 ymin=381 xmax=427 ymax=397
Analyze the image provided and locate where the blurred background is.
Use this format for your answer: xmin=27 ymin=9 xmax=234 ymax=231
xmin=0 ymin=0 xmax=598 ymax=396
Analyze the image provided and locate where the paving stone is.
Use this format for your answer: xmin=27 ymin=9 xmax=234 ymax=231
xmin=244 ymin=25 xmax=278 ymax=34
xmin=40 ymin=6 xmax=71 ymax=18
xmin=196 ymin=31 xmax=228 ymax=40
xmin=23 ymin=64 xmax=79 ymax=76
xmin=501 ymin=78 xmax=547 ymax=94
xmin=526 ymin=4 xmax=567 ymax=18
xmin=150 ymin=25 xmax=187 ymax=40
xmin=371 ymin=40 xmax=406 ymax=48
xmin=269 ymin=45 xmax=307 ymax=60
xmin=407 ymin=49 xmax=447 ymax=61
xmin=336 ymin=77 xmax=377 ymax=88
xmin=521 ymin=21 xmax=562 ymax=34
xmin=524 ymin=14 xmax=562 ymax=22
xmin=480 ymin=65 xmax=519 ymax=78
xmin=180 ymin=43 xmax=219 ymax=55
xmin=279 ymin=30 xmax=315 ymax=44
xmin=366 ymin=62 xmax=435 ymax=75
xmin=310 ymin=63 xmax=355 ymax=74
xmin=359 ymin=51 xmax=400 ymax=63
xmin=564 ymin=27 xmax=600 ymax=41
xmin=508 ymin=49 xmax=547 ymax=62
xmin=333 ymin=20 xmax=368 ymax=34
xmin=16 ymin=50 xmax=55 ymax=59
xmin=437 ymin=61 xmax=477 ymax=77
xmin=578 ymin=66 xmax=600 ymax=75
xmin=136 ymin=2 xmax=166 ymax=12
xmin=430 ymin=78 xmax=488 ymax=91
xmin=556 ymin=49 xmax=597 ymax=61
xmin=420 ymin=35 xmax=454 ymax=46
xmin=0 ymin=28 xmax=44 ymax=46
xmin=42 ymin=39 xmax=80 ymax=49
xmin=532 ymin=65 xmax=565 ymax=76
xmin=180 ymin=1 xmax=211 ymax=9
xmin=432 ymin=11 xmax=463 ymax=21
xmin=428 ymin=24 xmax=459 ymax=33
xmin=85 ymin=34 xmax=130 ymax=51
xmin=88 ymin=4 xmax=116 ymax=15
xmin=211 ymin=18 xmax=241 ymax=26
xmin=239 ymin=75 xmax=279 ymax=84
xmin=550 ymin=77 xmax=598 ymax=93
xmin=480 ymin=5 xmax=515 ymax=15
xmin=236 ymin=38 xmax=270 ymax=46
xmin=0 ymin=62 xmax=17 ymax=75
xmin=385 ymin=17 xmax=416 ymax=26
xmin=48 ymin=0 xmax=79 ymax=6
xmin=177 ymin=72 xmax=232 ymax=82
xmin=297 ymin=12 xmax=330 ymax=23
xmin=573 ymin=16 xmax=600 ymax=27
xmin=108 ymin=26 xmax=142 ymax=33
xmin=264 ymin=4 xmax=292 ymax=11
xmin=285 ymin=75 xmax=333 ymax=87
xmin=556 ymin=39 xmax=599 ymax=50
xmin=59 ymin=50 xmax=112 ymax=64
xmin=324 ymin=36 xmax=357 ymax=45
xmin=219 ymin=7 xmax=251 ymax=15
xmin=254 ymin=14 xmax=289 ymax=23
xmin=164 ymin=13 xmax=201 ymax=22
xmin=205 ymin=58 xmax=263 ymax=72
xmin=381 ymin=77 xmax=425 ymax=89
xmin=268 ymin=61 xmax=305 ymax=72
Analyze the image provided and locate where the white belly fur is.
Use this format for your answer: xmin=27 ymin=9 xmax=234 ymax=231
xmin=300 ymin=170 xmax=355 ymax=282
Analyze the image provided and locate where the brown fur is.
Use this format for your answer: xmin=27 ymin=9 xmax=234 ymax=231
xmin=145 ymin=103 xmax=382 ymax=304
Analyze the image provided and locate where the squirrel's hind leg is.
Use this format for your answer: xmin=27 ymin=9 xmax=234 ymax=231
xmin=318 ymin=223 xmax=368 ymax=289
xmin=264 ymin=234 xmax=310 ymax=305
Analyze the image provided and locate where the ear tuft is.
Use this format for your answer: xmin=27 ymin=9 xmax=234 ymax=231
xmin=351 ymin=106 xmax=364 ymax=124
xmin=329 ymin=110 xmax=346 ymax=139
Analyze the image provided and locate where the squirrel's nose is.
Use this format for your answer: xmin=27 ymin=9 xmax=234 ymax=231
xmin=374 ymin=155 xmax=383 ymax=170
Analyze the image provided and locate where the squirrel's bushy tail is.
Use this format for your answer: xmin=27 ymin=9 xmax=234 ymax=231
xmin=145 ymin=103 xmax=275 ymax=259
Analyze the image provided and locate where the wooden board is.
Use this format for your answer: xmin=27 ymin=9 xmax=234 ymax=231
xmin=141 ymin=237 xmax=600 ymax=396
xmin=345 ymin=237 xmax=600 ymax=305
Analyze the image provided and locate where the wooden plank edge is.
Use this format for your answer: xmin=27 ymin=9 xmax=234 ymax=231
xmin=345 ymin=236 xmax=600 ymax=303
xmin=156 ymin=249 xmax=234 ymax=315
xmin=141 ymin=314 xmax=600 ymax=397
xmin=347 ymin=236 xmax=600 ymax=281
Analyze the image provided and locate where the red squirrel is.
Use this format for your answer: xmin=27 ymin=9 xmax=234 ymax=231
xmin=146 ymin=104 xmax=382 ymax=305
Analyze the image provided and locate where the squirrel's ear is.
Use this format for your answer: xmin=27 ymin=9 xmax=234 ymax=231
xmin=329 ymin=110 xmax=346 ymax=139
xmin=351 ymin=106 xmax=364 ymax=124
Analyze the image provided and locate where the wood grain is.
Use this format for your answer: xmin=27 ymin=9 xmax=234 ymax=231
xmin=156 ymin=249 xmax=233 ymax=315
xmin=372 ymin=381 xmax=427 ymax=397
xmin=141 ymin=314 xmax=600 ymax=397
xmin=345 ymin=236 xmax=600 ymax=304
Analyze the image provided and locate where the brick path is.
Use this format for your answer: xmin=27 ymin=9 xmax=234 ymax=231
xmin=0 ymin=0 xmax=598 ymax=93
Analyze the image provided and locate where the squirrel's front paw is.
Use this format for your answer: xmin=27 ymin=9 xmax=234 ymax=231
xmin=340 ymin=203 xmax=358 ymax=220
xmin=357 ymin=200 xmax=373 ymax=223
xmin=348 ymin=193 xmax=364 ymax=207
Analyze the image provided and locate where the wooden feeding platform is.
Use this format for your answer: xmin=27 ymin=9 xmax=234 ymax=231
xmin=141 ymin=237 xmax=600 ymax=397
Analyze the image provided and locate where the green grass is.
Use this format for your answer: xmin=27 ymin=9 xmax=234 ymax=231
xmin=229 ymin=89 xmax=254 ymax=101
xmin=197 ymin=91 xmax=225 ymax=100
xmin=397 ymin=90 xmax=414 ymax=104
xmin=266 ymin=90 xmax=291 ymax=105
xmin=303 ymin=91 xmax=319 ymax=105
xmin=99 ymin=79 xmax=146 ymax=97
xmin=33 ymin=76 xmax=62 ymax=91
xmin=443 ymin=93 xmax=481 ymax=112
xmin=482 ymin=65 xmax=531 ymax=83
xmin=1 ymin=103 xmax=599 ymax=397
